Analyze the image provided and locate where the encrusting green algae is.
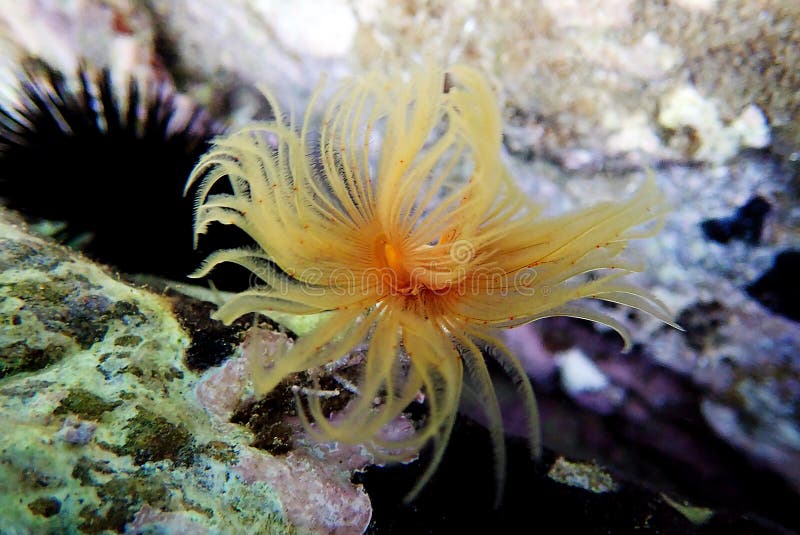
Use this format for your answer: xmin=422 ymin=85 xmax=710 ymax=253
xmin=0 ymin=210 xmax=371 ymax=533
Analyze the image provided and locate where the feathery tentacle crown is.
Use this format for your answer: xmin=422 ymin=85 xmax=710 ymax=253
xmin=186 ymin=64 xmax=677 ymax=500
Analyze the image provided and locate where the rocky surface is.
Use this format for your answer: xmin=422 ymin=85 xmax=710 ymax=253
xmin=0 ymin=209 xmax=372 ymax=534
xmin=501 ymin=152 xmax=800 ymax=501
xmin=350 ymin=0 xmax=796 ymax=168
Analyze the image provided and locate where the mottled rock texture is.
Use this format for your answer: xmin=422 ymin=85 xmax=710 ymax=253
xmin=0 ymin=209 xmax=372 ymax=534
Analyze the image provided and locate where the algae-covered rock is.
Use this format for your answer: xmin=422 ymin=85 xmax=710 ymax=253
xmin=0 ymin=209 xmax=371 ymax=534
xmin=547 ymin=457 xmax=619 ymax=494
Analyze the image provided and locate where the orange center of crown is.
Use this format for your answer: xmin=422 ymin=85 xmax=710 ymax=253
xmin=374 ymin=233 xmax=415 ymax=294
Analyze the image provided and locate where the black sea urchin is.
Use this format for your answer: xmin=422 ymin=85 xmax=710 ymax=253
xmin=0 ymin=58 xmax=222 ymax=278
